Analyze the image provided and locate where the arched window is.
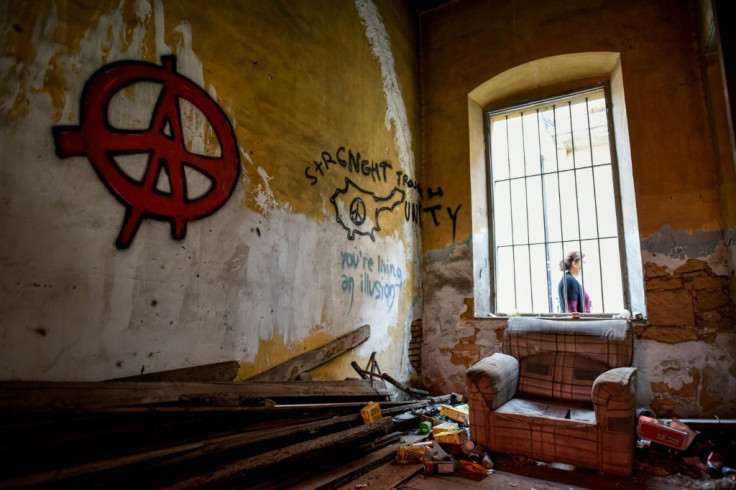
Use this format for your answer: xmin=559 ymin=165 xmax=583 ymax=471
xmin=469 ymin=53 xmax=646 ymax=317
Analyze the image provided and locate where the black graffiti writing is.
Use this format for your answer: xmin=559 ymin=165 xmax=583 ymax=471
xmin=395 ymin=171 xmax=423 ymax=198
xmin=422 ymin=186 xmax=462 ymax=241
xmin=305 ymin=147 xmax=393 ymax=186
xmin=424 ymin=204 xmax=461 ymax=240
xmin=332 ymin=178 xmax=404 ymax=241
xmin=447 ymin=204 xmax=461 ymax=242
xmin=424 ymin=204 xmax=441 ymax=226
xmin=404 ymin=201 xmax=422 ymax=226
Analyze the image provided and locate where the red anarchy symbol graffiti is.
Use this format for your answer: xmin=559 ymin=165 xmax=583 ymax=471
xmin=52 ymin=55 xmax=240 ymax=249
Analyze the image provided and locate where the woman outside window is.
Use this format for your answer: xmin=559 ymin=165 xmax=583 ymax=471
xmin=558 ymin=251 xmax=591 ymax=313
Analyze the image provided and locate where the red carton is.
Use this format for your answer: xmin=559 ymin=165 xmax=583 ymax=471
xmin=637 ymin=416 xmax=698 ymax=450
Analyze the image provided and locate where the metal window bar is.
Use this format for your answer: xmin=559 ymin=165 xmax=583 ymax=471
xmin=521 ymin=112 xmax=533 ymax=313
xmin=504 ymin=115 xmax=517 ymax=312
xmin=585 ymin=96 xmax=605 ymax=312
xmin=537 ymin=109 xmax=554 ymax=313
xmin=568 ymin=100 xmax=586 ymax=312
xmin=552 ymin=106 xmax=565 ymax=313
xmin=489 ymin=87 xmax=619 ymax=315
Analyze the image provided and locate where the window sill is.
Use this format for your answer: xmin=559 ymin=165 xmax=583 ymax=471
xmin=475 ymin=312 xmax=647 ymax=323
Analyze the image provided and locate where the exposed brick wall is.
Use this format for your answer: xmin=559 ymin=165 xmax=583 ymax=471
xmin=409 ymin=319 xmax=422 ymax=373
xmin=640 ymin=259 xmax=734 ymax=343
xmin=639 ymin=259 xmax=735 ymax=417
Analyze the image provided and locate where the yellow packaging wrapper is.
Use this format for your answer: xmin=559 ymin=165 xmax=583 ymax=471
xmin=431 ymin=421 xmax=458 ymax=435
xmin=439 ymin=404 xmax=469 ymax=423
xmin=433 ymin=428 xmax=468 ymax=445
xmin=396 ymin=444 xmax=428 ymax=464
xmin=360 ymin=402 xmax=382 ymax=424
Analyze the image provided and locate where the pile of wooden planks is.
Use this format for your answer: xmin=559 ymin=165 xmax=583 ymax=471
xmin=0 ymin=378 xmax=447 ymax=488
xmin=0 ymin=324 xmax=447 ymax=488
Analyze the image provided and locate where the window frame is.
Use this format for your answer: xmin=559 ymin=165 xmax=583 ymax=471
xmin=485 ymin=84 xmax=629 ymax=316
xmin=468 ymin=54 xmax=646 ymax=320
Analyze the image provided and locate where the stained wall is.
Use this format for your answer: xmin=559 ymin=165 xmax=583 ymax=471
xmin=419 ymin=0 xmax=736 ymax=417
xmin=0 ymin=0 xmax=422 ymax=383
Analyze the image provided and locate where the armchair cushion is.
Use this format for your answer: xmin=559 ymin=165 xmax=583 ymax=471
xmin=504 ymin=318 xmax=633 ymax=366
xmin=518 ymin=352 xmax=609 ymax=402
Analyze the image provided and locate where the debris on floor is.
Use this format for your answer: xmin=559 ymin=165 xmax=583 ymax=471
xmin=391 ymin=400 xmax=494 ymax=482
xmin=1 ymin=365 xmax=733 ymax=490
xmin=632 ymin=418 xmax=736 ymax=489
xmin=637 ymin=414 xmax=699 ymax=451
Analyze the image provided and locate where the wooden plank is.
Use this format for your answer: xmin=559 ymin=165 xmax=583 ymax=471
xmin=0 ymin=379 xmax=390 ymax=414
xmin=169 ymin=416 xmax=394 ymax=489
xmin=1 ymin=398 xmax=433 ymax=486
xmin=247 ymin=324 xmax=371 ymax=381
xmin=292 ymin=434 xmax=428 ymax=489
xmin=337 ymin=459 xmax=424 ymax=490
xmin=112 ymin=361 xmax=240 ymax=382
xmin=0 ymin=411 xmax=369 ymax=487
xmin=104 ymin=399 xmax=419 ymax=414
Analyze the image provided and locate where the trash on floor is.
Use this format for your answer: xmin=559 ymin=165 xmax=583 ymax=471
xmin=637 ymin=415 xmax=699 ymax=450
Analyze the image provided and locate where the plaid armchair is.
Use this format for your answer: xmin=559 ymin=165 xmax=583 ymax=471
xmin=466 ymin=317 xmax=637 ymax=476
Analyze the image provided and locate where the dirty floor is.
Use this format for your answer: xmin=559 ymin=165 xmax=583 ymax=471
xmin=291 ymin=428 xmax=736 ymax=490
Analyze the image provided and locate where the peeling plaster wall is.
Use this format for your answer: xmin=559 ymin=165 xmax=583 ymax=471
xmin=419 ymin=0 xmax=736 ymax=417
xmin=0 ymin=0 xmax=422 ymax=383
xmin=422 ymin=241 xmax=505 ymax=395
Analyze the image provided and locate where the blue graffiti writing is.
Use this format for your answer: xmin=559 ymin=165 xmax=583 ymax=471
xmin=342 ymin=274 xmax=355 ymax=310
xmin=341 ymin=249 xmax=374 ymax=271
xmin=360 ymin=274 xmax=402 ymax=311
xmin=377 ymin=254 xmax=402 ymax=283
xmin=339 ymin=249 xmax=404 ymax=313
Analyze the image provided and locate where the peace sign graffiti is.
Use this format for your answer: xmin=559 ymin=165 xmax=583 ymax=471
xmin=349 ymin=197 xmax=367 ymax=226
xmin=52 ymin=55 xmax=240 ymax=249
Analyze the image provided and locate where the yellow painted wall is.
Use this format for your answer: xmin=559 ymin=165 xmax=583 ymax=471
xmin=0 ymin=0 xmax=422 ymax=384
xmin=419 ymin=0 xmax=736 ymax=417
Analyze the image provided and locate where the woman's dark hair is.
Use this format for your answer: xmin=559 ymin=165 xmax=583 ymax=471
xmin=559 ymin=251 xmax=583 ymax=272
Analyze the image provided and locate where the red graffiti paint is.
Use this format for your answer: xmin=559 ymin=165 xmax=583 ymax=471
xmin=53 ymin=55 xmax=240 ymax=249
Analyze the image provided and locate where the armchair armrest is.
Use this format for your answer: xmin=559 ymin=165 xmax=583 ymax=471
xmin=466 ymin=353 xmax=519 ymax=410
xmin=592 ymin=367 xmax=637 ymax=429
xmin=592 ymin=366 xmax=637 ymax=476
